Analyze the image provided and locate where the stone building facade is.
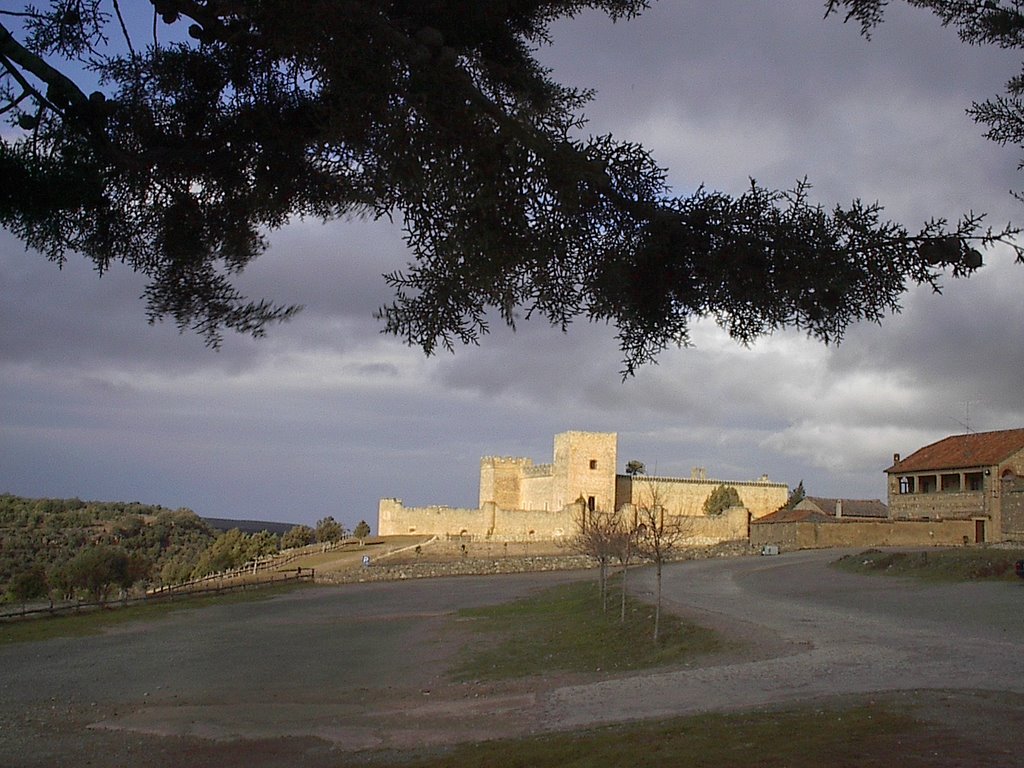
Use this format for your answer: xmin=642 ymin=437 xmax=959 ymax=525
xmin=379 ymin=431 xmax=789 ymax=542
xmin=886 ymin=428 xmax=1024 ymax=543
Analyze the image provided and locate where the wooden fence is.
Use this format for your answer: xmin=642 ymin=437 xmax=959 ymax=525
xmin=0 ymin=536 xmax=366 ymax=622
xmin=0 ymin=568 xmax=314 ymax=622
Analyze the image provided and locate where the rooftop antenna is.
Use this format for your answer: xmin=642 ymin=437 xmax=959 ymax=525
xmin=951 ymin=399 xmax=984 ymax=435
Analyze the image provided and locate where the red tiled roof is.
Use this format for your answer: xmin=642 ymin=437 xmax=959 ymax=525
xmin=887 ymin=428 xmax=1024 ymax=473
xmin=752 ymin=507 xmax=835 ymax=524
xmin=801 ymin=497 xmax=889 ymax=518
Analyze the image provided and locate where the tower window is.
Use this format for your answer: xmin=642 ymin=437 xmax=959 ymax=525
xmin=589 ymin=459 xmax=598 ymax=470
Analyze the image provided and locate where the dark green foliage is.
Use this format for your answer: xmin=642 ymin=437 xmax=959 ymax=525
xmin=0 ymin=494 xmax=216 ymax=598
xmin=281 ymin=524 xmax=316 ymax=549
xmin=190 ymin=528 xmax=279 ymax=578
xmin=353 ymin=520 xmax=371 ymax=540
xmin=703 ymin=484 xmax=742 ymax=516
xmin=60 ymin=545 xmax=149 ymax=602
xmin=0 ymin=494 xmax=297 ymax=595
xmin=314 ymin=515 xmax=345 ymax=543
xmin=6 ymin=564 xmax=48 ymax=605
xmin=833 ymin=547 xmax=1024 ymax=581
xmin=785 ymin=480 xmax=807 ymax=511
xmin=2 ymin=3 xmax=1019 ymax=374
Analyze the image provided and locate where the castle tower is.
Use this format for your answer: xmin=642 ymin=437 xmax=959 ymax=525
xmin=479 ymin=456 xmax=532 ymax=509
xmin=552 ymin=431 xmax=617 ymax=512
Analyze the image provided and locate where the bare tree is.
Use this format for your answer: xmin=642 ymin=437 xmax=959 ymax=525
xmin=613 ymin=512 xmax=637 ymax=623
xmin=566 ymin=501 xmax=624 ymax=612
xmin=631 ymin=477 xmax=693 ymax=642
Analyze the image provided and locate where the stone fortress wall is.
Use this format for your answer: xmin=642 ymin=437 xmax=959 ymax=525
xmin=379 ymin=431 xmax=789 ymax=543
xmin=618 ymin=468 xmax=788 ymax=519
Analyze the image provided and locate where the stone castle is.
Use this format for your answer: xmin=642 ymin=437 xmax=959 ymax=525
xmin=378 ymin=431 xmax=789 ymax=543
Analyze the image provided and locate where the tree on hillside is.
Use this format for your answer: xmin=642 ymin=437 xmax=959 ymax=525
xmin=281 ymin=524 xmax=316 ymax=550
xmin=1 ymin=2 xmax=1019 ymax=374
xmin=632 ymin=478 xmax=692 ymax=643
xmin=6 ymin=565 xmax=48 ymax=611
xmin=314 ymin=516 xmax=345 ymax=544
xmin=702 ymin=485 xmax=741 ymax=516
xmin=248 ymin=530 xmax=279 ymax=560
xmin=48 ymin=565 xmax=74 ymax=602
xmin=0 ymin=496 xmax=217 ymax=594
xmin=353 ymin=520 xmax=371 ymax=541
xmin=191 ymin=527 xmax=278 ymax=577
xmin=62 ymin=545 xmax=149 ymax=603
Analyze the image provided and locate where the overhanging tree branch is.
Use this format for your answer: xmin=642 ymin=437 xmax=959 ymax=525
xmin=0 ymin=20 xmax=87 ymax=111
xmin=0 ymin=1 xmax=1020 ymax=368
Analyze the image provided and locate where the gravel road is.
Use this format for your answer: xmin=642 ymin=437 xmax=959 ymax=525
xmin=547 ymin=549 xmax=1024 ymax=726
xmin=1 ymin=550 xmax=1022 ymax=766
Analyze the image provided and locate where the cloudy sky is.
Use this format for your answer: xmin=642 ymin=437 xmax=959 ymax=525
xmin=2 ymin=2 xmax=1023 ymax=530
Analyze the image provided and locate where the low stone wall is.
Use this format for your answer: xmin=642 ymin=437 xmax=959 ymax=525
xmin=750 ymin=519 xmax=977 ymax=552
xmin=317 ymin=554 xmax=595 ymax=584
xmin=315 ymin=539 xmax=755 ymax=584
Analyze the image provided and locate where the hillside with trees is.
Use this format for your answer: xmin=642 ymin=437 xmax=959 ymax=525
xmin=0 ymin=494 xmax=217 ymax=600
xmin=0 ymin=494 xmax=331 ymax=604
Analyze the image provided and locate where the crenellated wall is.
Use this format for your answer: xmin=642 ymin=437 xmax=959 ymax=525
xmin=380 ymin=431 xmax=787 ymax=544
xmin=378 ymin=498 xmax=493 ymax=537
xmin=619 ymin=474 xmax=788 ymax=520
xmin=378 ymin=498 xmax=572 ymax=540
xmin=479 ymin=456 xmax=532 ymax=510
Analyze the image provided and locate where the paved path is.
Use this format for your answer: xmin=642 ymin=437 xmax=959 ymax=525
xmin=1 ymin=551 xmax=1023 ymax=766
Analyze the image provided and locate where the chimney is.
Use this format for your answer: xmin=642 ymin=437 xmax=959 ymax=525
xmin=835 ymin=499 xmax=843 ymax=518
xmin=893 ymin=453 xmax=900 ymax=464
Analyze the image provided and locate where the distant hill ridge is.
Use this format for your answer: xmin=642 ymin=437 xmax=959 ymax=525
xmin=201 ymin=517 xmax=299 ymax=536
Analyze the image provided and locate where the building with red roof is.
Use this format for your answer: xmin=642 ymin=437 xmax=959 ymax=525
xmin=886 ymin=428 xmax=1024 ymax=543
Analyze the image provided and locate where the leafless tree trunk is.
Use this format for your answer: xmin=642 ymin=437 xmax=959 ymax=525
xmin=565 ymin=501 xmax=623 ymax=612
xmin=631 ymin=478 xmax=692 ymax=642
xmin=617 ymin=522 xmax=634 ymax=623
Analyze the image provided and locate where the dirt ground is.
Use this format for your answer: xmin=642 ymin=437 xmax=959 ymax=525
xmin=1 ymin=550 xmax=1023 ymax=767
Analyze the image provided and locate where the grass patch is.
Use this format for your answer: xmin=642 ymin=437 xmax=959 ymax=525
xmin=0 ymin=581 xmax=310 ymax=646
xmin=451 ymin=579 xmax=721 ymax=681
xmin=832 ymin=547 xmax=1024 ymax=582
xmin=393 ymin=702 xmax=952 ymax=768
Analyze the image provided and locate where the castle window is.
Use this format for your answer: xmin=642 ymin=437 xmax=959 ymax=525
xmin=589 ymin=460 xmax=598 ymax=470
xmin=588 ymin=496 xmax=595 ymax=512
